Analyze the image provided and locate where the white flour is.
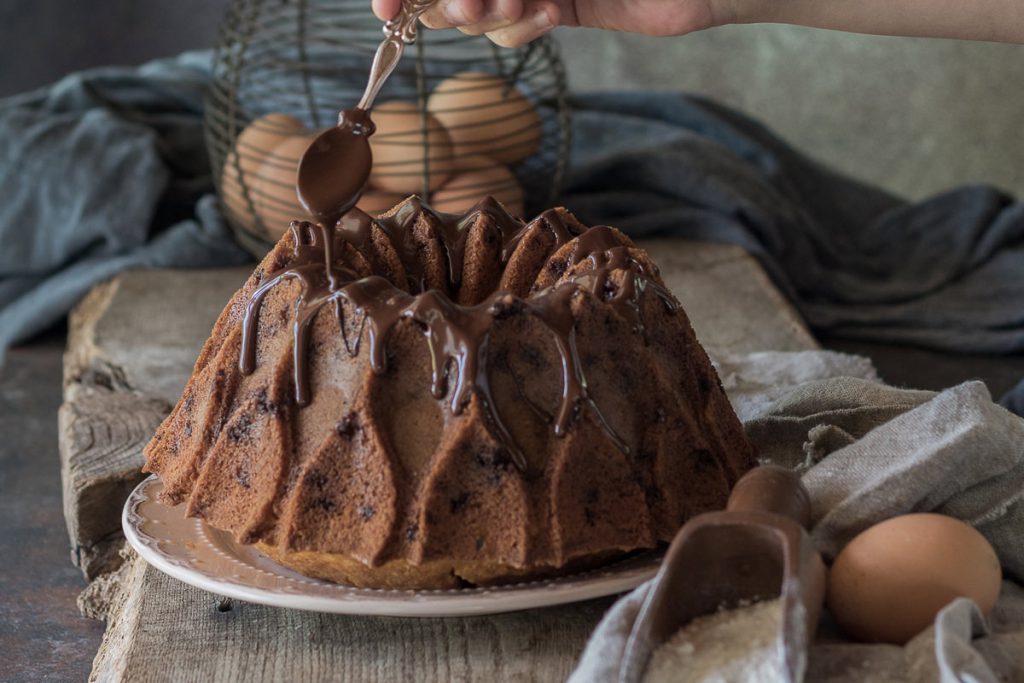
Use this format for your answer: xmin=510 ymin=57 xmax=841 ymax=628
xmin=643 ymin=598 xmax=787 ymax=683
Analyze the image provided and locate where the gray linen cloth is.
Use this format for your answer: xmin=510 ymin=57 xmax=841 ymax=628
xmin=0 ymin=51 xmax=250 ymax=359
xmin=570 ymin=351 xmax=1024 ymax=682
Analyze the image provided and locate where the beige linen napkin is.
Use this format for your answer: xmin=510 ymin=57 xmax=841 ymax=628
xmin=570 ymin=351 xmax=1024 ymax=683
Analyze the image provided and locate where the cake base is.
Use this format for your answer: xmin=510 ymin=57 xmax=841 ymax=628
xmin=255 ymin=542 xmax=642 ymax=590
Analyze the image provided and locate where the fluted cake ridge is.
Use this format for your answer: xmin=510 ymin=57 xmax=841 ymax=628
xmin=143 ymin=196 xmax=757 ymax=589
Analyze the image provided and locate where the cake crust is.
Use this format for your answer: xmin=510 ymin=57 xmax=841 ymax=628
xmin=143 ymin=197 xmax=757 ymax=589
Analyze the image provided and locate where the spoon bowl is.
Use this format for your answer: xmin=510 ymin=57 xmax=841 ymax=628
xmin=295 ymin=0 xmax=436 ymax=225
xmin=296 ymin=109 xmax=375 ymax=223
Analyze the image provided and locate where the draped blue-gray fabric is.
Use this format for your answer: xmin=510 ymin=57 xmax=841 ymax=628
xmin=0 ymin=52 xmax=249 ymax=357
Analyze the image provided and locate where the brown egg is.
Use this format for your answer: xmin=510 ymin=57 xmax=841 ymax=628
xmin=357 ymin=189 xmax=411 ymax=216
xmin=368 ymin=101 xmax=455 ymax=195
xmin=221 ymin=150 xmax=255 ymax=232
xmin=251 ymin=133 xmax=316 ymax=240
xmin=827 ymin=513 xmax=1001 ymax=645
xmin=235 ymin=113 xmax=304 ymax=175
xmin=221 ymin=113 xmax=305 ymax=234
xmin=430 ymin=156 xmax=524 ymax=216
xmin=428 ymin=72 xmax=541 ymax=165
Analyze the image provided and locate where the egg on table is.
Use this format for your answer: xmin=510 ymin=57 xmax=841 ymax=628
xmin=827 ymin=513 xmax=1001 ymax=645
xmin=431 ymin=155 xmax=524 ymax=216
xmin=368 ymin=101 xmax=455 ymax=195
xmin=427 ymin=71 xmax=541 ymax=165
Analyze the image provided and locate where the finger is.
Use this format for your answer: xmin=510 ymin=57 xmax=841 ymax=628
xmin=455 ymin=0 xmax=525 ymax=35
xmin=484 ymin=2 xmax=557 ymax=47
xmin=420 ymin=0 xmax=485 ymax=28
xmin=372 ymin=0 xmax=401 ymax=21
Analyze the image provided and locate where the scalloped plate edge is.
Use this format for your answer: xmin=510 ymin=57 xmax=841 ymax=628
xmin=123 ymin=475 xmax=660 ymax=617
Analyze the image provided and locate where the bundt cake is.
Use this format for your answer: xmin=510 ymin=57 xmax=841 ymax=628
xmin=142 ymin=196 xmax=757 ymax=589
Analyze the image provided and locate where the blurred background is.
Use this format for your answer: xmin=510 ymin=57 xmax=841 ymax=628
xmin=0 ymin=0 xmax=222 ymax=96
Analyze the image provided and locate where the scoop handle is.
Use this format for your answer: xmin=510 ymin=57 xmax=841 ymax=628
xmin=726 ymin=465 xmax=812 ymax=530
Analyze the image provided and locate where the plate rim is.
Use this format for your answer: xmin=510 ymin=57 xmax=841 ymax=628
xmin=122 ymin=475 xmax=660 ymax=617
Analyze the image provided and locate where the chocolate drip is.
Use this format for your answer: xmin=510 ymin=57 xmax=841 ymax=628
xmin=568 ymin=226 xmax=678 ymax=339
xmin=239 ymin=199 xmax=678 ymax=470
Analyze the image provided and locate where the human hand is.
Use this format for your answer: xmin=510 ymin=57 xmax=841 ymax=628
xmin=371 ymin=0 xmax=725 ymax=47
xmin=374 ymin=0 xmax=1024 ymax=47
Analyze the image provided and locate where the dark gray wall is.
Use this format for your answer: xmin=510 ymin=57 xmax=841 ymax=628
xmin=0 ymin=0 xmax=230 ymax=96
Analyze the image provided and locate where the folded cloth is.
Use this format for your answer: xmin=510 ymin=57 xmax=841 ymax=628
xmin=570 ymin=350 xmax=1024 ymax=683
xmin=0 ymin=51 xmax=249 ymax=360
xmin=1000 ymin=377 xmax=1024 ymax=417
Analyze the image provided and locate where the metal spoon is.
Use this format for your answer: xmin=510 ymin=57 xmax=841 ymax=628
xmin=618 ymin=465 xmax=827 ymax=683
xmin=296 ymin=0 xmax=436 ymax=223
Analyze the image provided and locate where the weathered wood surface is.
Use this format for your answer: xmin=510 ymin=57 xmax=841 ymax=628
xmin=58 ymin=386 xmax=170 ymax=578
xmin=59 ymin=269 xmax=250 ymax=578
xmin=91 ymin=554 xmax=612 ymax=683
xmin=63 ymin=269 xmax=253 ymax=404
xmin=1 ymin=335 xmax=107 ymax=683
xmin=642 ymin=239 xmax=816 ymax=355
xmin=61 ymin=240 xmax=815 ymax=682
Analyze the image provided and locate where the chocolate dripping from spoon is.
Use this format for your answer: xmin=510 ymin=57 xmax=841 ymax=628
xmin=296 ymin=0 xmax=436 ymax=229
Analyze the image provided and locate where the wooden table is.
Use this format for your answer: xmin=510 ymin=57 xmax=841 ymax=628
xmin=58 ymin=239 xmax=815 ymax=682
xmin=0 ymin=331 xmax=107 ymax=683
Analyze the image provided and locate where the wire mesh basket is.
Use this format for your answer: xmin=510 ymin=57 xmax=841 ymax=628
xmin=205 ymin=0 xmax=571 ymax=256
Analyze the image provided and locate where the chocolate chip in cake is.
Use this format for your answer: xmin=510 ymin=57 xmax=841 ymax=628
xmin=692 ymin=448 xmax=716 ymax=471
xmin=450 ymin=492 xmax=471 ymax=514
xmin=337 ymin=412 xmax=361 ymax=440
xmin=234 ymin=465 xmax=251 ymax=489
xmin=547 ymin=258 xmax=569 ymax=277
xmin=227 ymin=413 xmax=255 ymax=443
xmin=254 ymin=388 xmax=281 ymax=416
xmin=310 ymin=496 xmax=336 ymax=512
xmin=304 ymin=470 xmax=328 ymax=489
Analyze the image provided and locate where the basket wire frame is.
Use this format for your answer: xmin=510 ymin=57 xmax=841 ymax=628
xmin=205 ymin=0 xmax=571 ymax=256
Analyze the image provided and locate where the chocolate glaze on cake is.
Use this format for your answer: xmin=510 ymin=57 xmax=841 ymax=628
xmin=143 ymin=196 xmax=757 ymax=589
xmin=238 ymin=198 xmax=668 ymax=468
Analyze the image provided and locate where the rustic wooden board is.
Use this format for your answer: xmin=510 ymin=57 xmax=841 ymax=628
xmin=60 ymin=268 xmax=251 ymax=578
xmin=63 ymin=268 xmax=253 ymax=405
xmin=60 ymin=240 xmax=815 ymax=682
xmin=643 ymin=239 xmax=816 ymax=355
xmin=90 ymin=555 xmax=613 ymax=683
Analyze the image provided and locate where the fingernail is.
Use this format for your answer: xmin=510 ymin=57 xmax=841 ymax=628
xmin=532 ymin=7 xmax=553 ymax=30
xmin=444 ymin=0 xmax=469 ymax=24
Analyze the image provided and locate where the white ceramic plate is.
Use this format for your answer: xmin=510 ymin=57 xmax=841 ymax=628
xmin=123 ymin=476 xmax=661 ymax=617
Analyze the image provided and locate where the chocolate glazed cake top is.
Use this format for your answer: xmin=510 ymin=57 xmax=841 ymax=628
xmin=239 ymin=195 xmax=677 ymax=472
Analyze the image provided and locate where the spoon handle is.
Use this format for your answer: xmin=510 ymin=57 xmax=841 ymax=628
xmin=725 ymin=465 xmax=813 ymax=529
xmin=356 ymin=0 xmax=436 ymax=112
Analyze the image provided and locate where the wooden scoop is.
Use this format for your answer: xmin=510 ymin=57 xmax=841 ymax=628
xmin=618 ymin=466 xmax=826 ymax=683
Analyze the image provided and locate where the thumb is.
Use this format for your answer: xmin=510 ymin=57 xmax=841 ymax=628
xmin=372 ymin=0 xmax=402 ymax=21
